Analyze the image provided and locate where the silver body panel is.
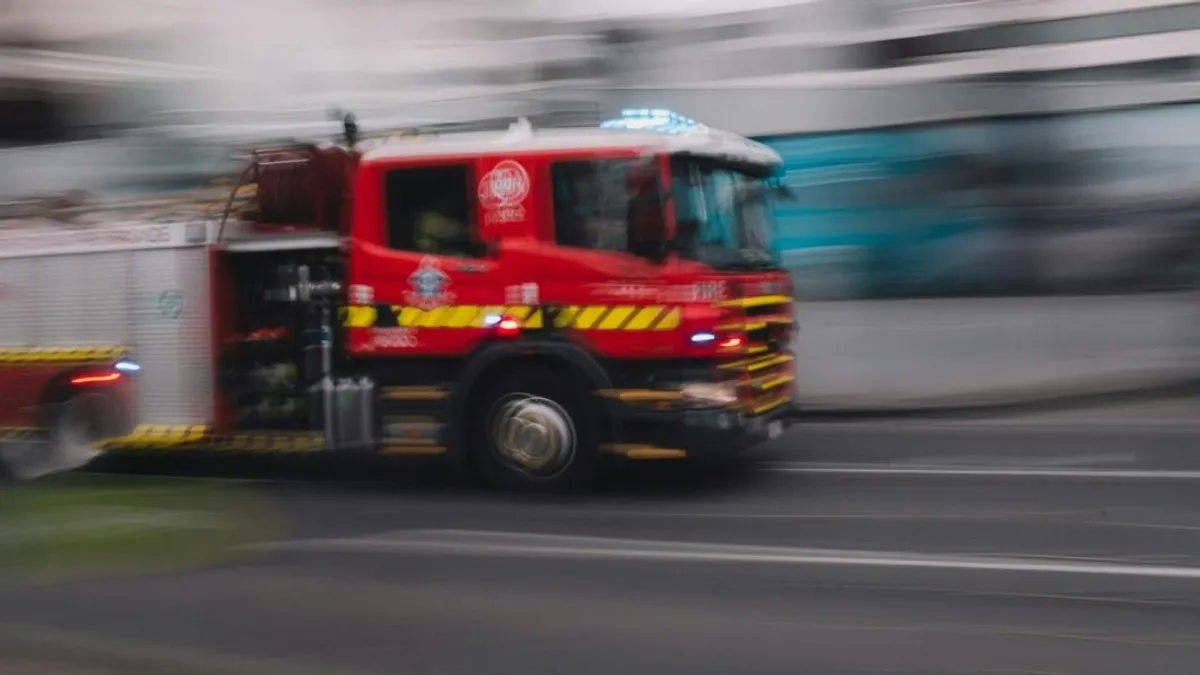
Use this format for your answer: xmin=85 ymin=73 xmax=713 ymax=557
xmin=0 ymin=221 xmax=216 ymax=426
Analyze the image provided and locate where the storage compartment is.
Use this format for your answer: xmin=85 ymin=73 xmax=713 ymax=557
xmin=217 ymin=250 xmax=345 ymax=433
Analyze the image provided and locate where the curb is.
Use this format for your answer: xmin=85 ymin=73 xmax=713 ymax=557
xmin=793 ymin=378 xmax=1200 ymax=422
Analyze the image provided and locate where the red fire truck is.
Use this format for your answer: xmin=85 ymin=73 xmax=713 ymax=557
xmin=0 ymin=109 xmax=797 ymax=490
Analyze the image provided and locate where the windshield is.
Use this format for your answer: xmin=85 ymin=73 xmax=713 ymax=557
xmin=671 ymin=157 xmax=779 ymax=271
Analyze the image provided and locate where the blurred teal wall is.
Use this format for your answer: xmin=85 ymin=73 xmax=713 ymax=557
xmin=758 ymin=103 xmax=1200 ymax=298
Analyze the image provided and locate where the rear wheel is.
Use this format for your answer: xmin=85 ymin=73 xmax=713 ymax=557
xmin=0 ymin=393 xmax=108 ymax=481
xmin=469 ymin=367 xmax=600 ymax=493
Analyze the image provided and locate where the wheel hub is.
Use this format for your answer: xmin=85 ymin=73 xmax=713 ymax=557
xmin=491 ymin=395 xmax=576 ymax=476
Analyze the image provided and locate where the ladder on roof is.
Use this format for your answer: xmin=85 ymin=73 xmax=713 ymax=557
xmin=0 ymin=188 xmax=228 ymax=226
xmin=361 ymin=104 xmax=605 ymax=141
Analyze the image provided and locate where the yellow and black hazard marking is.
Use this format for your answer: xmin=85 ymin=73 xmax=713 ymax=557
xmin=101 ymin=425 xmax=325 ymax=454
xmin=381 ymin=386 xmax=447 ymax=401
xmin=596 ymin=389 xmax=684 ymax=402
xmin=601 ymin=444 xmax=687 ymax=460
xmin=550 ymin=305 xmax=680 ymax=331
xmin=0 ymin=346 xmax=128 ymax=364
xmin=719 ymin=352 xmax=794 ymax=373
xmin=715 ymin=295 xmax=793 ymax=310
xmin=0 ymin=427 xmax=41 ymax=443
xmin=102 ymin=424 xmax=208 ymax=447
xmin=379 ymin=443 xmax=447 ymax=456
xmin=716 ymin=314 xmax=795 ymax=332
xmin=745 ymin=391 xmax=794 ymax=416
xmin=746 ymin=372 xmax=795 ymax=393
xmin=340 ymin=304 xmax=681 ymax=332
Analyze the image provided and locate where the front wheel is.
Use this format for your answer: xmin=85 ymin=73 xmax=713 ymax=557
xmin=469 ymin=367 xmax=601 ymax=493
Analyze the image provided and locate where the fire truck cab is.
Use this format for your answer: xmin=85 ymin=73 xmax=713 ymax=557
xmin=0 ymin=109 xmax=797 ymax=491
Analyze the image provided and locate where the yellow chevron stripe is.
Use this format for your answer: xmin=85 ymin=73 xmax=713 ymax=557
xmin=335 ymin=304 xmax=687 ymax=331
xmin=525 ymin=309 xmax=544 ymax=329
xmin=344 ymin=306 xmax=376 ymax=328
xmin=597 ymin=306 xmax=635 ymax=330
xmin=414 ymin=306 xmax=449 ymax=328
xmin=653 ymin=307 xmax=681 ymax=330
xmin=475 ymin=306 xmax=506 ymax=328
xmin=101 ymin=427 xmax=331 ymax=453
xmin=624 ymin=306 xmax=663 ymax=330
xmin=395 ymin=306 xmax=420 ymax=327
xmin=446 ymin=305 xmax=480 ymax=328
xmin=573 ymin=306 xmax=608 ymax=330
xmin=505 ymin=306 xmax=532 ymax=321
xmin=554 ymin=306 xmax=578 ymax=328
xmin=0 ymin=346 xmax=127 ymax=363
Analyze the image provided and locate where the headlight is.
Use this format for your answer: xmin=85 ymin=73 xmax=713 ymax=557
xmin=679 ymin=382 xmax=738 ymax=407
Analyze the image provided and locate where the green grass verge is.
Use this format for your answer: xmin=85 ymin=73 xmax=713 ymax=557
xmin=0 ymin=475 xmax=281 ymax=581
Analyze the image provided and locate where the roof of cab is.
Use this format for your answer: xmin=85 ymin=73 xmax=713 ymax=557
xmin=359 ymin=121 xmax=782 ymax=168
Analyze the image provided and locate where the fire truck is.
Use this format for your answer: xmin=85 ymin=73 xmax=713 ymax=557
xmin=0 ymin=109 xmax=797 ymax=491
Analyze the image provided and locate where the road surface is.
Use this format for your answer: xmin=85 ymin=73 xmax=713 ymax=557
xmin=3 ymin=401 xmax=1200 ymax=675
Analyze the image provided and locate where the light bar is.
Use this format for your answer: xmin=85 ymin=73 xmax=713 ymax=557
xmin=600 ymin=109 xmax=703 ymax=134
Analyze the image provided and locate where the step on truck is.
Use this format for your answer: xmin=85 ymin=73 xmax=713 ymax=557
xmin=0 ymin=109 xmax=798 ymax=490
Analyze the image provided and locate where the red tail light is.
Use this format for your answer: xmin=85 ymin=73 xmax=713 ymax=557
xmin=71 ymin=371 xmax=122 ymax=385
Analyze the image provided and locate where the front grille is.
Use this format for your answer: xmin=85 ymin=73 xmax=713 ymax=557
xmin=715 ymin=295 xmax=796 ymax=416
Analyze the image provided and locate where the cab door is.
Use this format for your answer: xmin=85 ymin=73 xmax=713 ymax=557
xmin=346 ymin=159 xmax=515 ymax=357
xmin=531 ymin=155 xmax=681 ymax=359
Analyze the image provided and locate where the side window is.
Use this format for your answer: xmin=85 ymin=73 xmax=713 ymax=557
xmin=552 ymin=159 xmax=665 ymax=256
xmin=383 ymin=164 xmax=479 ymax=257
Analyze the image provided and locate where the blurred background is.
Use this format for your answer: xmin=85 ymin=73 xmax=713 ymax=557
xmin=5 ymin=5 xmax=1200 ymax=674
xmin=2 ymin=0 xmax=1198 ymax=408
xmin=3 ymin=0 xmax=1198 ymax=298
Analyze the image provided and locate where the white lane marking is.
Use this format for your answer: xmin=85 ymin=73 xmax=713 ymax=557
xmin=245 ymin=529 xmax=1200 ymax=580
xmin=897 ymin=452 xmax=1138 ymax=468
xmin=762 ymin=462 xmax=1200 ymax=480
xmin=793 ymin=420 xmax=1200 ymax=433
xmin=550 ymin=507 xmax=1101 ymax=521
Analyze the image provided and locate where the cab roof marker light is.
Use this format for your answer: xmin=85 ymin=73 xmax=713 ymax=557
xmin=690 ymin=332 xmax=717 ymax=344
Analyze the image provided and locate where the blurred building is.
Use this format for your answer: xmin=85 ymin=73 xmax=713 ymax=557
xmin=574 ymin=0 xmax=1200 ymax=297
xmin=2 ymin=0 xmax=1198 ymax=296
xmin=0 ymin=0 xmax=604 ymax=195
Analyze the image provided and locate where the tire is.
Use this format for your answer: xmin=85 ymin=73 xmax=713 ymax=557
xmin=468 ymin=366 xmax=601 ymax=493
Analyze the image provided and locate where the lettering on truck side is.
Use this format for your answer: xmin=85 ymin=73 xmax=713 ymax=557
xmin=0 ymin=225 xmax=174 ymax=255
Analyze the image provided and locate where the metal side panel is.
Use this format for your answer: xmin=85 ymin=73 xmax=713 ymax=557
xmin=31 ymin=250 xmax=131 ymax=346
xmin=130 ymin=247 xmax=213 ymax=425
xmin=0 ymin=257 xmax=37 ymax=345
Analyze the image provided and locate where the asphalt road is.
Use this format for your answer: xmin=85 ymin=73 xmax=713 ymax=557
xmin=4 ymin=402 xmax=1200 ymax=675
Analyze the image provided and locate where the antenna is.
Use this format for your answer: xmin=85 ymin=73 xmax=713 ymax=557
xmin=342 ymin=112 xmax=360 ymax=148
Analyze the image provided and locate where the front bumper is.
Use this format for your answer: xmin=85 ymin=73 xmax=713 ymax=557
xmin=610 ymin=399 xmax=796 ymax=462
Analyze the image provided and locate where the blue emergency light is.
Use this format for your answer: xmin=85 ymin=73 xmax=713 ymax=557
xmin=600 ymin=109 xmax=702 ymax=134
